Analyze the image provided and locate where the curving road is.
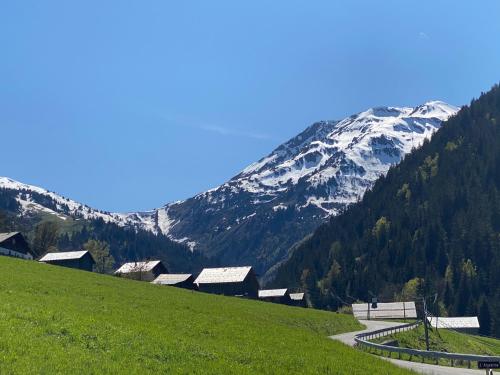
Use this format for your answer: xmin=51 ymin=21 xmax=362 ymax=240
xmin=330 ymin=320 xmax=488 ymax=375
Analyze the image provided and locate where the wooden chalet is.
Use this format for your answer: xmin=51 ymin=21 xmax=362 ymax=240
xmin=0 ymin=232 xmax=33 ymax=260
xmin=151 ymin=274 xmax=195 ymax=289
xmin=39 ymin=250 xmax=95 ymax=271
xmin=114 ymin=260 xmax=167 ymax=281
xmin=258 ymin=288 xmax=291 ymax=304
xmin=194 ymin=266 xmax=259 ymax=298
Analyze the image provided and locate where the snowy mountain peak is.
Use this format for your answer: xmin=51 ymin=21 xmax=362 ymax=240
xmin=211 ymin=101 xmax=459 ymax=215
xmin=409 ymin=100 xmax=459 ymax=119
xmin=150 ymin=100 xmax=459 ymax=275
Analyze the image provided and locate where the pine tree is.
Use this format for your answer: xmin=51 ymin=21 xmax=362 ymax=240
xmin=478 ymin=297 xmax=492 ymax=336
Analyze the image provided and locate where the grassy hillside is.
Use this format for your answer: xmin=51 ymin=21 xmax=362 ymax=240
xmin=374 ymin=324 xmax=500 ymax=356
xmin=0 ymin=257 xmax=414 ymax=374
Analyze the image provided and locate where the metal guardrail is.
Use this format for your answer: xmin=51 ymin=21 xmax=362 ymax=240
xmin=355 ymin=320 xmax=500 ymax=368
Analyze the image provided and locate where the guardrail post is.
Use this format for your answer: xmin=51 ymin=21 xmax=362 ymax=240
xmin=450 ymin=359 xmax=453 ymax=367
xmin=398 ymin=352 xmax=401 ymax=360
xmin=467 ymin=360 xmax=471 ymax=369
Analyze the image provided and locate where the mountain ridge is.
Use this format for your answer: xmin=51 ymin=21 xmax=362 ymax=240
xmin=0 ymin=100 xmax=458 ymax=277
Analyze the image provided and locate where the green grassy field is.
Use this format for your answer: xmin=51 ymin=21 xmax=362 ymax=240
xmin=374 ymin=324 xmax=500 ymax=355
xmin=0 ymin=256 xmax=413 ymax=374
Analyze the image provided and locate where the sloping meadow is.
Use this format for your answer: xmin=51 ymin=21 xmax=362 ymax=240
xmin=0 ymin=256 xmax=412 ymax=374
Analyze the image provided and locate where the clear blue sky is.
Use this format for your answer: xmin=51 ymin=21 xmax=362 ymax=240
xmin=1 ymin=1 xmax=499 ymax=212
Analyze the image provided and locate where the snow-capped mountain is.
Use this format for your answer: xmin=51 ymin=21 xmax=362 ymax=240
xmin=0 ymin=101 xmax=458 ymax=277
xmin=224 ymin=101 xmax=458 ymax=215
xmin=130 ymin=100 xmax=459 ymax=276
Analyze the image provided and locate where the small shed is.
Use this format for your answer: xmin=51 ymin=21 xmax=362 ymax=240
xmin=115 ymin=260 xmax=167 ymax=282
xmin=39 ymin=250 xmax=95 ymax=272
xmin=289 ymin=292 xmax=306 ymax=307
xmin=194 ymin=266 xmax=259 ymax=298
xmin=427 ymin=316 xmax=480 ymax=334
xmin=258 ymin=288 xmax=291 ymax=304
xmin=0 ymin=232 xmax=33 ymax=260
xmin=152 ymin=274 xmax=195 ymax=289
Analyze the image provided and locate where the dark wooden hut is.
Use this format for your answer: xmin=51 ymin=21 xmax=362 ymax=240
xmin=151 ymin=274 xmax=195 ymax=289
xmin=289 ymin=292 xmax=306 ymax=307
xmin=194 ymin=266 xmax=259 ymax=298
xmin=0 ymin=232 xmax=33 ymax=260
xmin=39 ymin=250 xmax=95 ymax=272
xmin=258 ymin=288 xmax=291 ymax=304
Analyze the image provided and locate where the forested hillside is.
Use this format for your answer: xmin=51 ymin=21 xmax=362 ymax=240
xmin=273 ymin=84 xmax=500 ymax=337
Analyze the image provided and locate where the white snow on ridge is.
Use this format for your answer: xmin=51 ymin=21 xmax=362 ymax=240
xmin=0 ymin=177 xmax=121 ymax=223
xmin=0 ymin=177 xmax=187 ymax=242
xmin=0 ymin=176 xmax=196 ymax=250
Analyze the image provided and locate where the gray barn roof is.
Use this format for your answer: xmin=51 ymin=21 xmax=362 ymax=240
xmin=115 ymin=260 xmax=162 ymax=274
xmin=258 ymin=289 xmax=288 ymax=298
xmin=152 ymin=274 xmax=192 ymax=285
xmin=428 ymin=316 xmax=480 ymax=329
xmin=39 ymin=250 xmax=89 ymax=262
xmin=0 ymin=232 xmax=20 ymax=243
xmin=194 ymin=266 xmax=253 ymax=284
xmin=289 ymin=292 xmax=305 ymax=301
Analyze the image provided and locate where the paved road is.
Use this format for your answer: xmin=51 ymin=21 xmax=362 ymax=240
xmin=330 ymin=320 xmax=487 ymax=375
xmin=330 ymin=320 xmax=403 ymax=346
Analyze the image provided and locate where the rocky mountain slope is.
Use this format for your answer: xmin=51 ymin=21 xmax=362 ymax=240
xmin=135 ymin=101 xmax=458 ymax=277
xmin=0 ymin=101 xmax=458 ymax=277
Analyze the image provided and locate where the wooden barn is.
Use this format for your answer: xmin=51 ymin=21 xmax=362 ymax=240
xmin=151 ymin=274 xmax=195 ymax=289
xmin=194 ymin=266 xmax=259 ymax=298
xmin=289 ymin=292 xmax=306 ymax=307
xmin=258 ymin=288 xmax=291 ymax=304
xmin=0 ymin=232 xmax=33 ymax=260
xmin=115 ymin=260 xmax=167 ymax=282
xmin=39 ymin=250 xmax=95 ymax=271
